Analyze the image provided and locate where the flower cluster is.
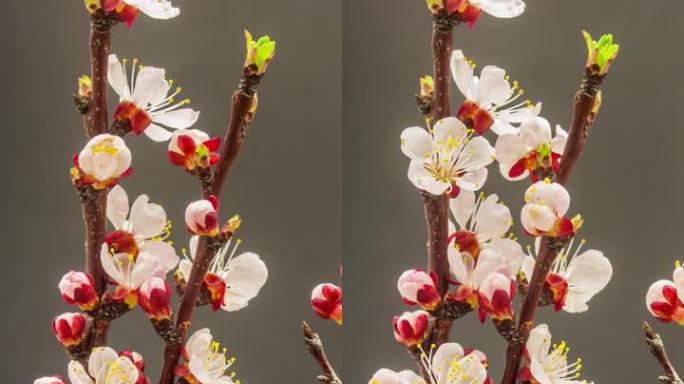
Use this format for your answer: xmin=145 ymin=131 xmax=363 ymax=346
xmin=85 ymin=0 xmax=180 ymax=29
xmin=646 ymin=261 xmax=684 ymax=326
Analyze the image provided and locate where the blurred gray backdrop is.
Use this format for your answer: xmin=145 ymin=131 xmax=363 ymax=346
xmin=3 ymin=0 xmax=341 ymax=382
xmin=344 ymin=0 xmax=683 ymax=383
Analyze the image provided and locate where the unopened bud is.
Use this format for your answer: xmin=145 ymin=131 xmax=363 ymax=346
xmin=138 ymin=277 xmax=172 ymax=320
xmin=33 ymin=377 xmax=66 ymax=384
xmin=185 ymin=196 xmax=220 ymax=236
xmin=244 ymin=30 xmax=276 ymax=76
xmin=392 ymin=310 xmax=430 ymax=346
xmin=58 ymin=271 xmax=98 ymax=310
xmin=52 ymin=312 xmax=88 ymax=348
xmin=397 ymin=269 xmax=441 ymax=310
xmin=311 ymin=283 xmax=343 ymax=325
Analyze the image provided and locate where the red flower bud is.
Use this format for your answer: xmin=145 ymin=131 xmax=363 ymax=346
xmin=311 ymin=283 xmax=343 ymax=325
xmin=138 ymin=277 xmax=172 ymax=320
xmin=58 ymin=271 xmax=98 ymax=310
xmin=185 ymin=197 xmax=220 ymax=236
xmin=478 ymin=273 xmax=515 ymax=322
xmin=397 ymin=269 xmax=441 ymax=310
xmin=52 ymin=312 xmax=88 ymax=348
xmin=393 ymin=310 xmax=430 ymax=347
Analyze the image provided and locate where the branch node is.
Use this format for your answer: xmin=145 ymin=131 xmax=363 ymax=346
xmin=302 ymin=321 xmax=342 ymax=384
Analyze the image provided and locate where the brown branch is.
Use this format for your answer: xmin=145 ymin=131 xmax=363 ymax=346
xmin=644 ymin=322 xmax=683 ymax=384
xmin=499 ymin=71 xmax=605 ymax=384
xmin=302 ymin=321 xmax=342 ymax=384
xmin=420 ymin=9 xmax=456 ymax=352
xmin=158 ymin=237 xmax=219 ymax=384
xmin=80 ymin=13 xmax=114 ymax=348
xmin=158 ymin=72 xmax=265 ymax=384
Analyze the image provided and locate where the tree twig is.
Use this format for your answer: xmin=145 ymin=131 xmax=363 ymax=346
xmin=81 ymin=12 xmax=113 ymax=348
xmin=644 ymin=322 xmax=683 ymax=384
xmin=421 ymin=7 xmax=456 ymax=353
xmin=302 ymin=321 xmax=342 ymax=384
xmin=499 ymin=70 xmax=604 ymax=384
xmin=157 ymin=72 xmax=264 ymax=384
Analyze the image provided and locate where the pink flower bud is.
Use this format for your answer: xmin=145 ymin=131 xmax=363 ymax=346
xmin=393 ymin=310 xmax=430 ymax=347
xmin=646 ymin=280 xmax=684 ymax=326
xmin=58 ymin=271 xmax=98 ymax=310
xmin=397 ymin=269 xmax=440 ymax=310
xmin=120 ymin=350 xmax=145 ymax=371
xmin=75 ymin=134 xmax=132 ymax=190
xmin=184 ymin=196 xmax=220 ymax=236
xmin=311 ymin=283 xmax=342 ymax=325
xmin=478 ymin=273 xmax=515 ymax=323
xmin=168 ymin=129 xmax=221 ymax=171
xmin=33 ymin=377 xmax=66 ymax=384
xmin=138 ymin=277 xmax=172 ymax=320
xmin=52 ymin=312 xmax=88 ymax=348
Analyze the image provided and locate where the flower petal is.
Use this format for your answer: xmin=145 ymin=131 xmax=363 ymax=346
xmin=143 ymin=123 xmax=174 ymax=142
xmin=432 ymin=342 xmax=465 ymax=380
xmin=139 ymin=241 xmax=179 ymax=272
xmin=448 ymin=247 xmax=474 ymax=286
xmin=455 ymin=167 xmax=489 ymax=192
xmin=222 ymin=252 xmax=268 ymax=311
xmin=126 ymin=0 xmax=180 ymax=19
xmin=100 ymin=245 xmax=125 ymax=286
xmin=401 ymin=127 xmax=433 ymax=161
xmin=68 ymin=361 xmax=94 ymax=384
xmin=519 ymin=117 xmax=552 ymax=149
xmin=151 ymin=108 xmax=200 ymax=129
xmin=551 ymin=124 xmax=568 ymax=155
xmin=451 ymin=50 xmax=476 ymax=100
xmin=476 ymin=65 xmax=511 ymax=106
xmin=132 ymin=66 xmax=168 ymax=107
xmin=449 ymin=190 xmax=476 ymax=230
xmin=472 ymin=0 xmax=526 ymax=18
xmin=107 ymin=185 xmax=130 ymax=230
xmin=88 ymin=347 xmax=118 ymax=378
xmin=108 ymin=54 xmax=130 ymax=100
xmin=408 ymin=160 xmax=449 ymax=196
xmin=473 ymin=194 xmax=512 ymax=243
xmin=455 ymin=136 xmax=495 ymax=172
xmin=564 ymin=250 xmax=612 ymax=313
xmin=433 ymin=117 xmax=468 ymax=146
xmin=129 ymin=194 xmax=166 ymax=239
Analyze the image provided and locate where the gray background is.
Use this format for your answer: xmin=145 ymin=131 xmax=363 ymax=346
xmin=344 ymin=0 xmax=683 ymax=383
xmin=3 ymin=0 xmax=341 ymax=382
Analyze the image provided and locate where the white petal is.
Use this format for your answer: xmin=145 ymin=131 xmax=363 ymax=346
xmin=472 ymin=250 xmax=507 ymax=287
xmin=490 ymin=118 xmax=519 ymax=136
xmin=397 ymin=370 xmax=426 ymax=384
xmin=107 ymin=54 xmax=130 ymax=100
xmin=178 ymin=259 xmax=193 ymax=281
xmin=564 ymin=250 xmax=612 ymax=313
xmin=646 ymin=280 xmax=674 ymax=315
xmin=530 ymin=358 xmax=553 ymax=384
xmin=88 ymin=347 xmax=118 ymax=378
xmin=494 ymin=133 xmax=528 ymax=166
xmin=132 ymin=66 xmax=168 ymax=107
xmin=432 ymin=343 xmax=465 ymax=380
xmin=401 ymin=127 xmax=433 ymax=161
xmin=521 ymin=204 xmax=556 ymax=234
xmin=456 ymin=167 xmax=489 ymax=192
xmin=526 ymin=324 xmax=551 ymax=364
xmin=407 ymin=160 xmax=449 ymax=196
xmin=151 ymin=108 xmax=200 ymax=129
xmin=129 ymin=194 xmax=166 ymax=239
xmin=476 ymin=65 xmax=511 ymax=106
xmin=449 ymin=190 xmax=476 ymax=230
xmin=451 ymin=50 xmax=475 ymax=100
xmin=222 ymin=252 xmax=268 ymax=311
xmin=457 ymin=354 xmax=488 ymax=384
xmin=189 ymin=235 xmax=199 ymax=259
xmin=68 ymin=361 xmax=94 ymax=384
xmin=143 ymin=123 xmax=174 ymax=142
xmin=186 ymin=328 xmax=212 ymax=358
xmin=455 ymin=136 xmax=495 ymax=173
xmin=473 ymin=194 xmax=511 ymax=243
xmin=473 ymin=0 xmax=526 ymax=18
xmin=139 ymin=241 xmax=179 ymax=272
xmin=520 ymin=255 xmax=536 ymax=281
xmin=478 ymin=271 xmax=511 ymax=300
xmin=92 ymin=152 xmax=118 ymax=181
xmin=524 ymin=182 xmax=570 ymax=217
xmin=485 ymin=238 xmax=525 ymax=278
xmin=130 ymin=252 xmax=162 ymax=289
xmin=519 ymin=117 xmax=552 ymax=149
xmin=433 ymin=117 xmax=468 ymax=146
xmin=496 ymin=102 xmax=542 ymax=124
xmin=100 ymin=245 xmax=125 ymax=286
xmin=127 ymin=0 xmax=180 ymax=19
xmin=448 ymin=247 xmax=474 ymax=286
xmin=107 ymin=185 xmax=130 ymax=230
xmin=552 ymin=124 xmax=568 ymax=155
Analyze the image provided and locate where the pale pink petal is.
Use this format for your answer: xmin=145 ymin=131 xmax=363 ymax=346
xmin=106 ymin=185 xmax=130 ymax=230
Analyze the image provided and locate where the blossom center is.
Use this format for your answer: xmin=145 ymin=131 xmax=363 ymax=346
xmin=450 ymin=229 xmax=481 ymax=260
xmin=457 ymin=100 xmax=493 ymax=134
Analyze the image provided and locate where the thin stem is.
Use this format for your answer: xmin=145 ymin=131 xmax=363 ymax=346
xmin=208 ymin=90 xmax=255 ymax=198
xmin=644 ymin=322 xmax=683 ymax=384
xmin=302 ymin=321 xmax=342 ymax=384
xmin=158 ymin=73 xmax=263 ymax=384
xmin=421 ymin=9 xmax=455 ymax=351
xmin=82 ymin=16 xmax=112 ymax=347
xmin=499 ymin=74 xmax=603 ymax=384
